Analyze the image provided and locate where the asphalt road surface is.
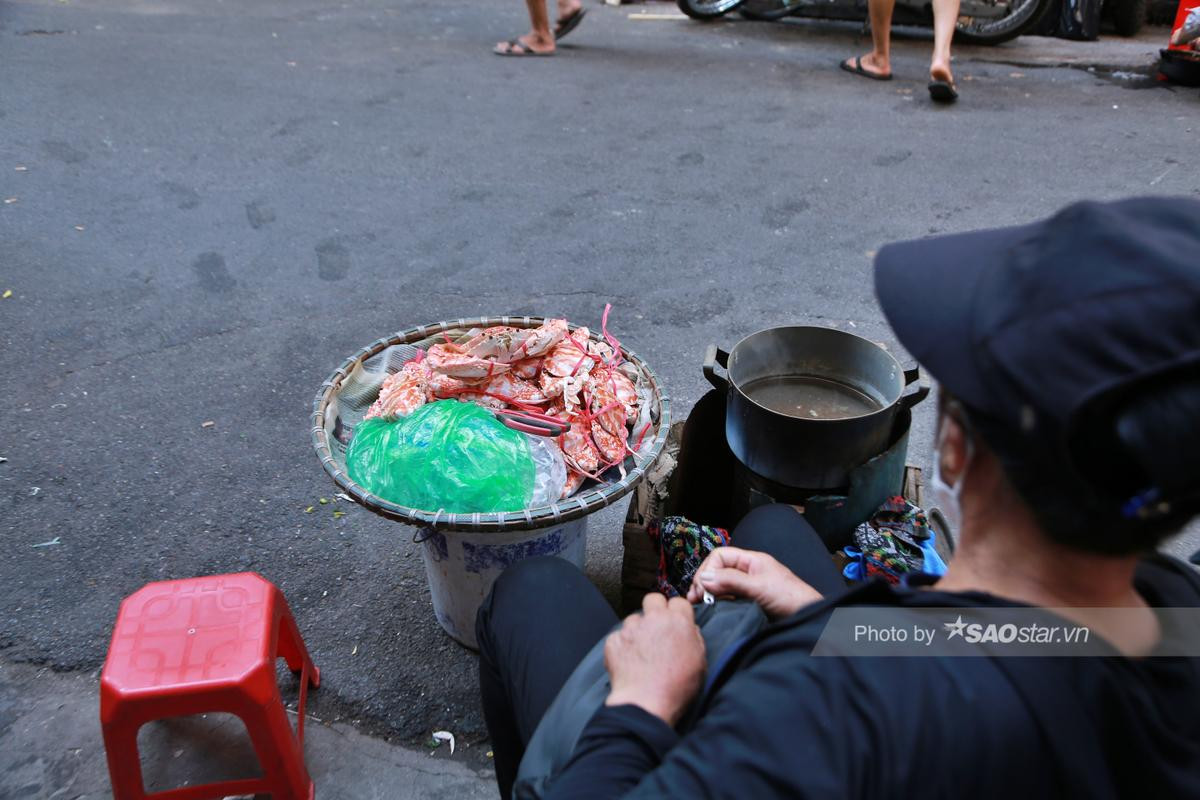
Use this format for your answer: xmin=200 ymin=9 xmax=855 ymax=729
xmin=3 ymin=0 xmax=1198 ymax=755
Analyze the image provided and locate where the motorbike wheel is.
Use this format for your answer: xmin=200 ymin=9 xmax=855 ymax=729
xmin=738 ymin=0 xmax=798 ymax=20
xmin=953 ymin=0 xmax=1055 ymax=44
xmin=677 ymin=0 xmax=748 ymax=20
xmin=1107 ymin=0 xmax=1146 ymax=36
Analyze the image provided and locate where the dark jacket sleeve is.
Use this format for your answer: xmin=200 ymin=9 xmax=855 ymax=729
xmin=541 ymin=646 xmax=874 ymax=800
xmin=538 ymin=642 xmax=1046 ymax=800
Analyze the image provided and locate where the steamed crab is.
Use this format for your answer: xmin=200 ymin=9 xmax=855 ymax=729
xmin=363 ymin=310 xmax=647 ymax=500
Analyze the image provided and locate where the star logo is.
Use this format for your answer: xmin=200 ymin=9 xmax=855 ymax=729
xmin=944 ymin=615 xmax=968 ymax=640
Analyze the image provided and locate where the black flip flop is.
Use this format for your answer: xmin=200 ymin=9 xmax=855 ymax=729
xmin=494 ymin=38 xmax=554 ymax=57
xmin=839 ymin=56 xmax=892 ymax=82
xmin=928 ymin=80 xmax=959 ymax=103
xmin=555 ymin=8 xmax=587 ymax=41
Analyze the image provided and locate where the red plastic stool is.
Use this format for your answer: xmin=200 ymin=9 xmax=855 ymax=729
xmin=100 ymin=572 xmax=320 ymax=800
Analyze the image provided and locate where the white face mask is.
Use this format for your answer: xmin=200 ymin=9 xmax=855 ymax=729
xmin=930 ymin=417 xmax=974 ymax=536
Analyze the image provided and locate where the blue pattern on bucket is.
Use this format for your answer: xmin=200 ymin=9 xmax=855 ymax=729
xmin=462 ymin=526 xmax=581 ymax=574
xmin=425 ymin=531 xmax=449 ymax=563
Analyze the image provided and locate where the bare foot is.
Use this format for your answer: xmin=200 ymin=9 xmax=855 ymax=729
xmin=928 ymin=58 xmax=958 ymax=102
xmin=554 ymin=0 xmax=586 ymax=40
xmin=556 ymin=0 xmax=582 ymax=24
xmin=842 ymin=52 xmax=891 ymax=79
xmin=494 ymin=32 xmax=555 ymax=56
xmin=930 ymin=59 xmax=954 ymax=86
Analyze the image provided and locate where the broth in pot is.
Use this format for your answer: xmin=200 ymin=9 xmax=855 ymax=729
xmin=742 ymin=374 xmax=882 ymax=420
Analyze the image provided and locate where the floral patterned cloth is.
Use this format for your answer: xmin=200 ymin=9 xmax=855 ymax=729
xmin=648 ymin=516 xmax=731 ymax=597
xmin=848 ymin=495 xmax=934 ymax=585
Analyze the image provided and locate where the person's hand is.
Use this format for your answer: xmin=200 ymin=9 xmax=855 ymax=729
xmin=604 ymin=593 xmax=706 ymax=727
xmin=685 ymin=546 xmax=823 ymax=620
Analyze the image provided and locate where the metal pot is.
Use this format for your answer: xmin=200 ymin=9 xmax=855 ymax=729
xmin=704 ymin=325 xmax=929 ymax=489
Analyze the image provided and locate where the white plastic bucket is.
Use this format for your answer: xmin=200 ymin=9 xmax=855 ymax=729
xmin=416 ymin=518 xmax=588 ymax=649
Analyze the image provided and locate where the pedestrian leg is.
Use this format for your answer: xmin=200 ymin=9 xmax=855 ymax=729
xmin=495 ymin=0 xmax=557 ymax=55
xmin=930 ymin=0 xmax=961 ymax=90
xmin=842 ymin=0 xmax=896 ymax=79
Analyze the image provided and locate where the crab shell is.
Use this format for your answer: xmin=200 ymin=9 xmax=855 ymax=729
xmin=364 ymin=361 xmax=430 ymax=420
xmin=457 ymin=391 xmax=506 ymax=410
xmin=427 ymin=342 xmax=512 ymax=380
xmin=587 ymin=338 xmax=615 ymax=364
xmin=590 ymin=420 xmax=626 ymax=463
xmin=516 ymin=318 xmax=569 ymax=360
xmin=557 ymin=413 xmax=600 ymax=475
xmin=543 ymin=328 xmax=593 ymax=378
xmin=462 ymin=319 xmax=568 ymax=364
xmin=561 ymin=470 xmax=586 ymax=498
xmin=510 ymin=357 xmax=542 ymax=381
xmin=462 ymin=326 xmax=525 ymax=362
xmin=607 ymin=369 xmax=640 ymax=418
xmin=428 ymin=370 xmax=480 ymax=400
xmin=586 ymin=368 xmax=628 ymax=439
xmin=486 ymin=373 xmax=549 ymax=405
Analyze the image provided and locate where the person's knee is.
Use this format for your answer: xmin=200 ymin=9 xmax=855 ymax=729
xmin=737 ymin=503 xmax=806 ymax=535
xmin=734 ymin=503 xmax=815 ymax=549
xmin=476 ymin=557 xmax=583 ymax=652
xmin=495 ymin=555 xmax=581 ymax=597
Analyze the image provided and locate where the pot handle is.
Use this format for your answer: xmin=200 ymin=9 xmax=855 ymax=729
xmin=703 ymin=345 xmax=730 ymax=391
xmin=900 ymin=364 xmax=931 ymax=410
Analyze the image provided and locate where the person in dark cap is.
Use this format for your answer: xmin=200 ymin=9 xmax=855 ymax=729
xmin=476 ymin=197 xmax=1200 ymax=799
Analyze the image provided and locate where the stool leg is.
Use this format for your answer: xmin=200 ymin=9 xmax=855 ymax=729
xmin=274 ymin=606 xmax=318 ymax=747
xmin=276 ymin=601 xmax=320 ymax=689
xmin=248 ymin=699 xmax=314 ymax=800
xmin=102 ymin=723 xmax=148 ymax=800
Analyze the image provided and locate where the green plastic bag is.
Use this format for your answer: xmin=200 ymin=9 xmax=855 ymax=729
xmin=346 ymin=400 xmax=535 ymax=513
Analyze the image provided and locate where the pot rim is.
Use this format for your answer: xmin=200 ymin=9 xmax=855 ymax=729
xmin=725 ymin=324 xmax=906 ymax=425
